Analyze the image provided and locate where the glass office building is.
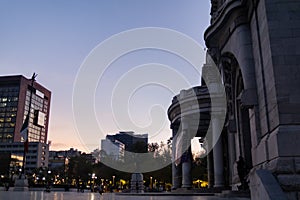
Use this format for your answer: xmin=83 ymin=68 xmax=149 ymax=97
xmin=0 ymin=75 xmax=51 ymax=144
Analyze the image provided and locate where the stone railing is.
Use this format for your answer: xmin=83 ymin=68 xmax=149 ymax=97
xmin=168 ymin=86 xmax=211 ymax=123
xmin=171 ymin=86 xmax=209 ymax=104
xmin=167 ymin=86 xmax=212 ymax=137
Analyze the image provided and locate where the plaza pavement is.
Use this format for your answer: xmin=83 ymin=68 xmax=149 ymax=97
xmin=0 ymin=189 xmax=250 ymax=200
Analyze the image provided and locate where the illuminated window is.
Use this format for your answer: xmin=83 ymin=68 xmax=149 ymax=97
xmin=0 ymin=103 xmax=7 ymax=107
xmin=6 ymin=134 xmax=13 ymax=139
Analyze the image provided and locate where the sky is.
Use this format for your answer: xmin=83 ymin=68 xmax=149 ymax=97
xmin=0 ymin=1 xmax=211 ymax=152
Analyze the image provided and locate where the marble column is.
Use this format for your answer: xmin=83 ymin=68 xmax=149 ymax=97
xmin=181 ymin=116 xmax=192 ymax=188
xmin=181 ymin=147 xmax=192 ymax=188
xmin=212 ymin=115 xmax=224 ymax=187
xmin=203 ymin=137 xmax=214 ymax=188
xmin=172 ymin=125 xmax=182 ymax=189
xmin=207 ymin=149 xmax=214 ymax=188
xmin=227 ymin=130 xmax=236 ymax=185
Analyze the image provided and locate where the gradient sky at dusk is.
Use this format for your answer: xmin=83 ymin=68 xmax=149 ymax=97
xmin=0 ymin=1 xmax=211 ymax=152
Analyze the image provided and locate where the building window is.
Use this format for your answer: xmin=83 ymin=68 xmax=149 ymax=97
xmin=0 ymin=86 xmax=19 ymax=142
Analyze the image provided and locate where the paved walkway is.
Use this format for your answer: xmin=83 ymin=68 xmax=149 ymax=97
xmin=0 ymin=190 xmax=250 ymax=200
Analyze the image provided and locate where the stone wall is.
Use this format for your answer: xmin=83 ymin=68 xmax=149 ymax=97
xmin=206 ymin=0 xmax=300 ymax=198
xmin=252 ymin=0 xmax=300 ymax=197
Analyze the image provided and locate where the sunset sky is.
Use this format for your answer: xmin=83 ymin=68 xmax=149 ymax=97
xmin=0 ymin=1 xmax=211 ymax=152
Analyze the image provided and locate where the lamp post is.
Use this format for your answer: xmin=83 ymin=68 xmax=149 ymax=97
xmin=91 ymin=173 xmax=95 ymax=192
xmin=46 ymin=170 xmax=51 ymax=191
xmin=112 ymin=176 xmax=115 ymax=187
xmin=47 ymin=170 xmax=51 ymax=183
xmin=150 ymin=177 xmax=153 ymax=190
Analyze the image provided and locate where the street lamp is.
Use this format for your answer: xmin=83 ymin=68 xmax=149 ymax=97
xmin=150 ymin=177 xmax=153 ymax=189
xmin=91 ymin=173 xmax=96 ymax=192
xmin=47 ymin=170 xmax=51 ymax=182
xmin=112 ymin=176 xmax=115 ymax=187
xmin=92 ymin=173 xmax=95 ymax=181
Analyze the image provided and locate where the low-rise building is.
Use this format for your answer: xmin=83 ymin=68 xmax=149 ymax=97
xmin=0 ymin=142 xmax=49 ymax=172
xmin=48 ymin=148 xmax=81 ymax=170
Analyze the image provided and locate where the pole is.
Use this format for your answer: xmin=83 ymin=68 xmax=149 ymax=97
xmin=21 ymin=73 xmax=37 ymax=176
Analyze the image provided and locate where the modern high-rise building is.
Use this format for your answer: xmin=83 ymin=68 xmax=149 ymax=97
xmin=0 ymin=75 xmax=51 ymax=144
xmin=106 ymin=131 xmax=148 ymax=153
xmin=101 ymin=138 xmax=125 ymax=161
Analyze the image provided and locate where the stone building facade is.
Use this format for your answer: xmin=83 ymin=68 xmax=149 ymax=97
xmin=168 ymin=0 xmax=300 ymax=199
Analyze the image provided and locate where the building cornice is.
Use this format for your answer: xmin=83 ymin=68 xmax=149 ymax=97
xmin=204 ymin=0 xmax=251 ymax=49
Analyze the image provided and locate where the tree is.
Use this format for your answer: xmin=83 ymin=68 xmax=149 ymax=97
xmin=98 ymin=140 xmax=173 ymax=188
xmin=148 ymin=142 xmax=159 ymax=153
xmin=131 ymin=141 xmax=148 ymax=153
xmin=192 ymin=155 xmax=208 ymax=181
xmin=0 ymin=153 xmax=11 ymax=177
xmin=67 ymin=154 xmax=93 ymax=183
xmin=143 ymin=141 xmax=173 ymax=188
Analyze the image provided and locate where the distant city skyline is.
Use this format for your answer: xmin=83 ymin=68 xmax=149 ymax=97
xmin=0 ymin=1 xmax=211 ymax=152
